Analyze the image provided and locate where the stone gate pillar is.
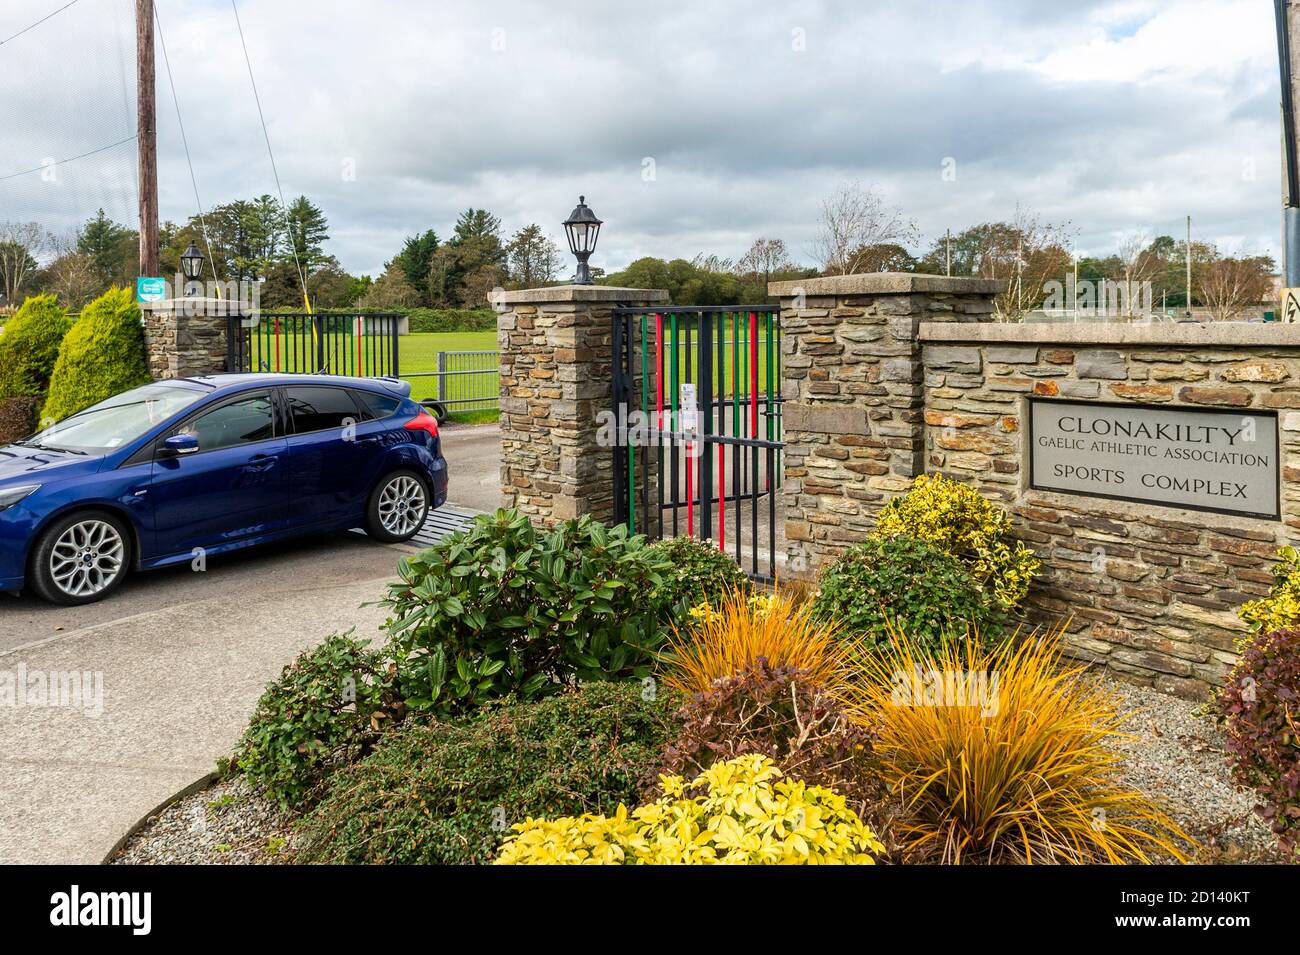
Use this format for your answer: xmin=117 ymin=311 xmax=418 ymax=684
xmin=768 ymin=273 xmax=1000 ymax=575
xmin=142 ymin=297 xmax=240 ymax=379
xmin=496 ymin=284 xmax=669 ymax=525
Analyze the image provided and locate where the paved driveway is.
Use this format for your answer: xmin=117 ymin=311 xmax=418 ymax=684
xmin=0 ymin=421 xmax=500 ymax=863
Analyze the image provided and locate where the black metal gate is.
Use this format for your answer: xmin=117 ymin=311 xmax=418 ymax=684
xmin=611 ymin=306 xmax=783 ymax=582
xmin=226 ymin=312 xmax=402 ymax=376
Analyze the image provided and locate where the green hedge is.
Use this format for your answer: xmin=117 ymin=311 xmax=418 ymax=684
xmin=0 ymin=294 xmax=72 ymax=400
xmin=42 ymin=287 xmax=150 ymax=423
xmin=295 ymin=682 xmax=679 ymax=864
xmin=406 ymin=308 xmax=496 ymax=333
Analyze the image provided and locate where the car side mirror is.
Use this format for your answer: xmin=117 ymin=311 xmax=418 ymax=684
xmin=161 ymin=433 xmax=199 ymax=457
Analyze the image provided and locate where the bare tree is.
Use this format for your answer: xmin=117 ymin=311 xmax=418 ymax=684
xmin=963 ymin=206 xmax=1074 ymax=321
xmin=1199 ymin=251 xmax=1275 ymax=321
xmin=812 ymin=181 xmax=917 ymax=276
xmin=1114 ymin=228 xmax=1160 ymax=318
xmin=44 ymin=235 xmax=99 ymax=310
xmin=737 ymin=237 xmax=794 ymax=284
xmin=0 ymin=221 xmax=50 ymax=307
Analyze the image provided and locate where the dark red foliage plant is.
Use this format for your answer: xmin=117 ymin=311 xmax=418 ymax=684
xmin=648 ymin=659 xmax=886 ymax=828
xmin=1218 ymin=627 xmax=1300 ymax=855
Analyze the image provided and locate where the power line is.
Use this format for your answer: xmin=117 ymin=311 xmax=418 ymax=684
xmin=0 ymin=0 xmax=84 ymax=48
xmin=154 ymin=2 xmax=219 ymax=284
xmin=0 ymin=136 xmax=137 ymax=182
xmin=230 ymin=0 xmax=311 ymax=310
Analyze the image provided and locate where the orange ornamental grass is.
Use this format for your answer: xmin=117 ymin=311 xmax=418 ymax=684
xmin=845 ymin=624 xmax=1195 ymax=865
xmin=659 ymin=588 xmax=855 ymax=697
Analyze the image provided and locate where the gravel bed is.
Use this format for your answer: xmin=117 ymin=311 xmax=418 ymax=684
xmin=111 ymin=674 xmax=1289 ymax=865
xmin=1104 ymin=675 xmax=1286 ymax=864
xmin=108 ymin=776 xmax=294 ymax=866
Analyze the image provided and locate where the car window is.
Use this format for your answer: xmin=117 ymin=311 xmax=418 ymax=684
xmin=180 ymin=394 xmax=276 ymax=452
xmin=21 ymin=382 xmax=204 ymax=454
xmin=285 ymin=387 xmax=361 ymax=433
xmin=352 ymin=389 xmax=401 ymax=420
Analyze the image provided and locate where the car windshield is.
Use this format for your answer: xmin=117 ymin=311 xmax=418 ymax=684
xmin=19 ymin=382 xmax=205 ymax=454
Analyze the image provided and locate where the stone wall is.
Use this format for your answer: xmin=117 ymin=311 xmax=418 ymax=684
xmin=770 ymin=274 xmax=1300 ymax=699
xmin=497 ymin=285 xmax=667 ymax=525
xmin=919 ymin=322 xmax=1300 ymax=697
xmin=769 ymin=273 xmax=1001 ymax=573
xmin=142 ymin=299 xmax=232 ymax=379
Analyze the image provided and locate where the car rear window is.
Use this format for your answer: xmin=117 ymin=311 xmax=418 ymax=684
xmin=352 ymin=389 xmax=402 ymax=420
xmin=285 ymin=386 xmax=361 ymax=433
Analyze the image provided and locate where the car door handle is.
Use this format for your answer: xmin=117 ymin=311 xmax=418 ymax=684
xmin=244 ymin=453 xmax=278 ymax=472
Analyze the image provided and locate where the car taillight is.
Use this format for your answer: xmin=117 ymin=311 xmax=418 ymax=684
xmin=404 ymin=409 xmax=439 ymax=438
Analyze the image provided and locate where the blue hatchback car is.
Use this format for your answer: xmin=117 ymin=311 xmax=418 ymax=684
xmin=0 ymin=374 xmax=447 ymax=605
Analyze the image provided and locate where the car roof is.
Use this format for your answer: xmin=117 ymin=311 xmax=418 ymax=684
xmin=182 ymin=373 xmax=411 ymax=398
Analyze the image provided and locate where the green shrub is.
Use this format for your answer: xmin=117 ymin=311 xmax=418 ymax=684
xmin=646 ymin=534 xmax=750 ymax=615
xmin=295 ymin=681 xmax=679 ymax=864
xmin=231 ymin=631 xmax=397 ymax=809
xmin=42 ymin=287 xmax=150 ymax=423
xmin=1218 ymin=626 xmax=1300 ymax=856
xmin=406 ymin=307 xmax=496 ymax=333
xmin=874 ymin=473 xmax=1039 ymax=611
xmin=0 ymin=294 xmax=72 ymax=400
xmin=811 ymin=535 xmax=1003 ymax=653
xmin=1239 ymin=546 xmax=1300 ymax=636
xmin=382 ymin=508 xmax=673 ymax=716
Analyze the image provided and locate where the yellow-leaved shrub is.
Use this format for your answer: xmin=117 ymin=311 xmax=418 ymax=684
xmin=494 ymin=754 xmax=885 ymax=865
xmin=1239 ymin=545 xmax=1300 ymax=637
xmin=874 ymin=473 xmax=1039 ymax=611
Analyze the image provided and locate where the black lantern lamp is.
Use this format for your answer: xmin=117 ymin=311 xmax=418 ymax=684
xmin=563 ymin=196 xmax=602 ymax=285
xmin=180 ymin=241 xmax=204 ymax=297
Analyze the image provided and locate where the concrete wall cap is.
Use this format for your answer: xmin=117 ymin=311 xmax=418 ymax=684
xmin=768 ymin=272 xmax=1003 ymax=297
xmin=919 ymin=320 xmax=1300 ymax=347
xmin=498 ymin=284 xmax=669 ymax=305
xmin=142 ymin=297 xmax=245 ymax=315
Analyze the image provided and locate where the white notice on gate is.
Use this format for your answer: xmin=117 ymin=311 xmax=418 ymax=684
xmin=679 ymin=383 xmax=698 ymax=434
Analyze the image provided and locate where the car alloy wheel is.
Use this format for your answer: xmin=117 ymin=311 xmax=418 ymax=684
xmin=377 ymin=474 xmax=427 ymax=536
xmin=48 ymin=518 xmax=126 ymax=599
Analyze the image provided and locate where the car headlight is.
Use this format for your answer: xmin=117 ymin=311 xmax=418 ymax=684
xmin=0 ymin=484 xmax=40 ymax=512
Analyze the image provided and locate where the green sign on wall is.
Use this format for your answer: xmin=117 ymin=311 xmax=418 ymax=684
xmin=136 ymin=276 xmax=166 ymax=304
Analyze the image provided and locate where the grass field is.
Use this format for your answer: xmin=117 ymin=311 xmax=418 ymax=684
xmin=399 ymin=331 xmax=497 ymax=420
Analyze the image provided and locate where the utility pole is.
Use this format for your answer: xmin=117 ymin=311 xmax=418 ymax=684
xmin=945 ymin=228 xmax=951 ymax=276
xmin=136 ymin=0 xmax=159 ymax=278
xmin=1185 ymin=214 xmax=1193 ymax=318
xmin=1276 ymin=0 xmax=1300 ymax=286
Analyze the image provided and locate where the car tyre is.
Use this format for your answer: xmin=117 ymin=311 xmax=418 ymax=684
xmin=364 ymin=469 xmax=430 ymax=543
xmin=29 ymin=509 xmax=133 ymax=606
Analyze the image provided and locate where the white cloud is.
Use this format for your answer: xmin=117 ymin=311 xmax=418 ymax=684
xmin=0 ymin=0 xmax=1285 ymax=276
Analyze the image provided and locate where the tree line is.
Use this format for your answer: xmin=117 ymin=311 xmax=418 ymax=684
xmin=0 ymin=183 xmax=1279 ymax=321
xmin=0 ymin=201 xmax=571 ymax=314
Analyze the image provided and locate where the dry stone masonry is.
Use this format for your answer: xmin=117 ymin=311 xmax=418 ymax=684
xmin=769 ymin=273 xmax=1001 ymax=569
xmin=497 ymin=285 xmax=667 ymax=526
xmin=142 ymin=298 xmax=234 ymax=379
xmin=770 ymin=274 xmax=1300 ymax=699
xmin=494 ymin=273 xmax=1300 ymax=699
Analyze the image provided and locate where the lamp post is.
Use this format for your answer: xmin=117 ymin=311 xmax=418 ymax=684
xmin=563 ymin=196 xmax=602 ymax=285
xmin=180 ymin=241 xmax=204 ymax=297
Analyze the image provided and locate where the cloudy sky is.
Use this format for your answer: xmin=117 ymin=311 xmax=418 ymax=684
xmin=0 ymin=0 xmax=1285 ymax=277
